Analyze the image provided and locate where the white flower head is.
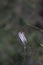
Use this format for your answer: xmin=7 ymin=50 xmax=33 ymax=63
xmin=18 ymin=32 xmax=27 ymax=45
xmin=40 ymin=44 xmax=43 ymax=47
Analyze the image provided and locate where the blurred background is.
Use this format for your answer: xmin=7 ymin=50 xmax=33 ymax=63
xmin=0 ymin=0 xmax=43 ymax=65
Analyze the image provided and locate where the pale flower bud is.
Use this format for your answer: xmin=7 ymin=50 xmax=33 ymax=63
xmin=18 ymin=32 xmax=27 ymax=45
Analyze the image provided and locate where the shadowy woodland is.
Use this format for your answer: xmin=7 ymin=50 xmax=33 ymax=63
xmin=0 ymin=0 xmax=43 ymax=65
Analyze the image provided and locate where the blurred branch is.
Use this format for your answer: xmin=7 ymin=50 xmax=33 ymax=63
xmin=26 ymin=23 xmax=43 ymax=33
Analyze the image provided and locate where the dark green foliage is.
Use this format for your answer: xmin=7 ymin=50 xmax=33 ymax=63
xmin=19 ymin=18 xmax=26 ymax=26
xmin=11 ymin=53 xmax=24 ymax=65
xmin=0 ymin=0 xmax=43 ymax=65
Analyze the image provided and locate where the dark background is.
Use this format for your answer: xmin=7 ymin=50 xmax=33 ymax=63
xmin=0 ymin=0 xmax=43 ymax=65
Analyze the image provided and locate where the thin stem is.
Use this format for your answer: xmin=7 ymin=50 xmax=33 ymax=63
xmin=23 ymin=45 xmax=27 ymax=65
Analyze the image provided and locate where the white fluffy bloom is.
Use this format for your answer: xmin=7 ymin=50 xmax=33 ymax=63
xmin=40 ymin=44 xmax=43 ymax=47
xmin=18 ymin=32 xmax=27 ymax=45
